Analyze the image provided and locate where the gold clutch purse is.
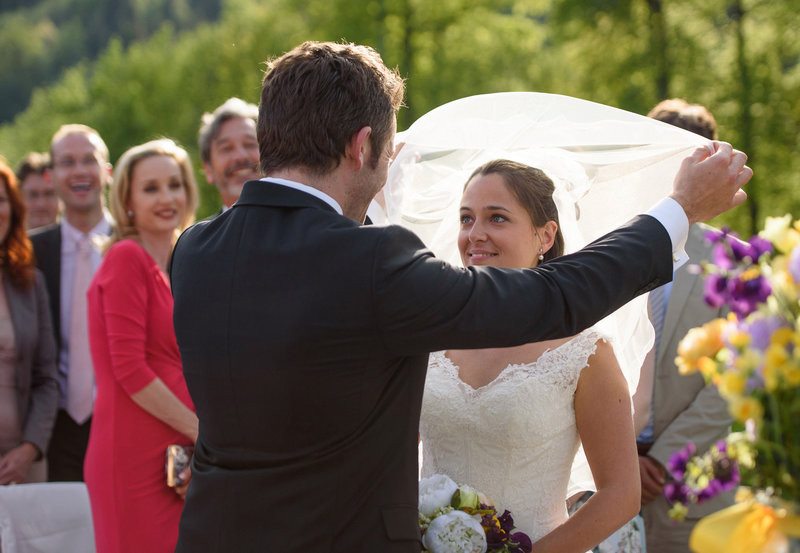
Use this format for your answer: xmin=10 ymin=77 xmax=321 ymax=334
xmin=165 ymin=444 xmax=193 ymax=487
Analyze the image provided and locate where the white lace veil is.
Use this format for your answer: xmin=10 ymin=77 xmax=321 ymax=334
xmin=387 ymin=92 xmax=708 ymax=496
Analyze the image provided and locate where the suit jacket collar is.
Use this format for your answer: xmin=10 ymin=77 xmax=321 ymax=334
xmin=235 ymin=179 xmax=341 ymax=216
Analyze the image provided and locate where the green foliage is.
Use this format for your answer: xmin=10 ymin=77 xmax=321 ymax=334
xmin=0 ymin=0 xmax=222 ymax=123
xmin=0 ymin=0 xmax=797 ymax=224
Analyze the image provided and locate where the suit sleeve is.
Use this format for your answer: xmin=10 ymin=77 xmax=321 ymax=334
xmin=373 ymin=215 xmax=673 ymax=355
xmin=21 ymin=272 xmax=59 ymax=455
xmin=647 ymin=383 xmax=732 ymax=468
xmin=93 ymin=243 xmax=158 ymax=395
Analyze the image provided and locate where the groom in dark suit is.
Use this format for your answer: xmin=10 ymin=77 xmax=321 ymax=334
xmin=170 ymin=42 xmax=750 ymax=553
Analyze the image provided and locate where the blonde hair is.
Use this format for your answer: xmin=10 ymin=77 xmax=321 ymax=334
xmin=50 ymin=124 xmax=110 ymax=163
xmin=108 ymin=138 xmax=198 ymax=249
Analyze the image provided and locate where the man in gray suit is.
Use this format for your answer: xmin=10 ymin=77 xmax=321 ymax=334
xmin=638 ymin=99 xmax=734 ymax=553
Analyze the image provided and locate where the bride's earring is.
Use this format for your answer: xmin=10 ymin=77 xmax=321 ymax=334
xmin=538 ymin=248 xmax=544 ymax=262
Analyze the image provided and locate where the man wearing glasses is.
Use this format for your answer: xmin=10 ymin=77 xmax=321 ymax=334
xmin=30 ymin=124 xmax=113 ymax=482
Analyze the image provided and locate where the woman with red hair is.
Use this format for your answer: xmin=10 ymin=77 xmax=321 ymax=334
xmin=0 ymin=158 xmax=58 ymax=485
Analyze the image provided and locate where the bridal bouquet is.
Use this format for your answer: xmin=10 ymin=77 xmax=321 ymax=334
xmin=419 ymin=474 xmax=532 ymax=553
xmin=668 ymin=216 xmax=800 ymax=550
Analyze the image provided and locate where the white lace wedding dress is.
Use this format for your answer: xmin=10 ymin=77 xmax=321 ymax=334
xmin=419 ymin=329 xmax=603 ymax=543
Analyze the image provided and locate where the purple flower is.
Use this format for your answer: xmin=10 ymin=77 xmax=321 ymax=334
xmin=508 ymin=532 xmax=533 ymax=553
xmin=789 ymin=246 xmax=800 ymax=284
xmin=497 ymin=510 xmax=514 ymax=534
xmin=741 ymin=315 xmax=786 ymax=351
xmin=667 ymin=442 xmax=696 ymax=479
xmin=705 ymin=227 xmax=732 ymax=244
xmin=747 ymin=236 xmax=773 ymax=259
xmin=664 ymin=482 xmax=692 ymax=504
xmin=704 ymin=274 xmax=729 ymax=308
xmin=712 ymin=243 xmax=736 ymax=270
xmin=727 ymin=274 xmax=771 ymax=317
xmin=485 ymin=522 xmax=507 ymax=548
xmin=746 ymin=373 xmax=765 ymax=393
xmin=728 ymin=235 xmax=771 ymax=263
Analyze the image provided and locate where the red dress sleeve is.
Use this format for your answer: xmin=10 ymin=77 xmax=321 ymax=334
xmin=92 ymin=241 xmax=158 ymax=396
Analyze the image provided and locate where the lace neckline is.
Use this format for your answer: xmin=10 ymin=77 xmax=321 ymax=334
xmin=437 ymin=330 xmax=597 ymax=394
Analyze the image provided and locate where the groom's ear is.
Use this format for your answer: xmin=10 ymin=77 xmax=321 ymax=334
xmin=345 ymin=126 xmax=372 ymax=170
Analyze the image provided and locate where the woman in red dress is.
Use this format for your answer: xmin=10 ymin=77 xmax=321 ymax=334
xmin=85 ymin=138 xmax=199 ymax=553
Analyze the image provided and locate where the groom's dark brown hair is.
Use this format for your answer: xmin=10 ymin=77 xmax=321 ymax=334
xmin=258 ymin=41 xmax=405 ymax=177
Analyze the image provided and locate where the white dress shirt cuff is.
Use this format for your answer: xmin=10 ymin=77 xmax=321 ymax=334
xmin=646 ymin=197 xmax=689 ymax=270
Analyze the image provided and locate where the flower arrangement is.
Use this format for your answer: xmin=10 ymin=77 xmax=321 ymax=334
xmin=667 ymin=216 xmax=800 ymax=551
xmin=419 ymin=474 xmax=532 ymax=553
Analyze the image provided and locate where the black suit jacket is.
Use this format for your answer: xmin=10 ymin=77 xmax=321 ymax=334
xmin=170 ymin=180 xmax=672 ymax=553
xmin=29 ymin=224 xmax=62 ymax=351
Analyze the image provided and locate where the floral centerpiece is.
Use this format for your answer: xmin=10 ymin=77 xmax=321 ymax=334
xmin=419 ymin=474 xmax=532 ymax=553
xmin=668 ymin=215 xmax=800 ymax=552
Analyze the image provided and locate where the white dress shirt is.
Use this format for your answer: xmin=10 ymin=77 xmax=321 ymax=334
xmin=57 ymin=216 xmax=112 ymax=406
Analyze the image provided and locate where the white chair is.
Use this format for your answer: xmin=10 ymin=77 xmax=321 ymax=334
xmin=0 ymin=482 xmax=95 ymax=553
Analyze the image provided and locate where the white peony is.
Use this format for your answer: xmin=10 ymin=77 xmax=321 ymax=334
xmin=422 ymin=510 xmax=487 ymax=553
xmin=419 ymin=474 xmax=459 ymax=517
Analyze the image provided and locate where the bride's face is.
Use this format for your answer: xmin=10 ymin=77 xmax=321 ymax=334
xmin=458 ymin=173 xmax=542 ymax=269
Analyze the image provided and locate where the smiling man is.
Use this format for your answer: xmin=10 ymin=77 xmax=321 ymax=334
xmin=198 ymin=98 xmax=260 ymax=214
xmin=30 ymin=124 xmax=113 ymax=481
xmin=16 ymin=152 xmax=60 ymax=229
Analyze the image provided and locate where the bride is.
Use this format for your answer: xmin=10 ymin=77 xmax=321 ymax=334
xmin=419 ymin=159 xmax=641 ymax=553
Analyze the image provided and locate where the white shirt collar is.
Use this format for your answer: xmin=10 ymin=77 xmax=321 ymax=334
xmin=61 ymin=213 xmax=112 ymax=251
xmin=260 ymin=177 xmax=343 ymax=216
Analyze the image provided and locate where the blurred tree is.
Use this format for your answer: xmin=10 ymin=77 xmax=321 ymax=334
xmin=0 ymin=0 xmax=223 ymax=123
xmin=0 ymin=0 xmax=797 ymax=226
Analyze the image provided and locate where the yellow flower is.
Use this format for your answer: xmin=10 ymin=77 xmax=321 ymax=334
xmin=762 ymin=362 xmax=779 ymax=392
xmin=719 ymin=371 xmax=747 ymax=398
xmin=698 ymin=357 xmax=720 ymax=381
xmin=676 ymin=319 xmax=727 ymax=375
xmin=728 ymin=330 xmax=751 ymax=349
xmin=764 ymin=344 xmax=790 ymax=390
xmin=728 ymin=396 xmax=764 ymax=424
xmin=761 ymin=215 xmax=800 ymax=254
xmin=784 ymin=363 xmax=800 ymax=387
xmin=771 ymin=327 xmax=794 ymax=347
xmin=669 ymin=502 xmax=689 ymax=522
xmin=733 ymin=349 xmax=760 ymax=373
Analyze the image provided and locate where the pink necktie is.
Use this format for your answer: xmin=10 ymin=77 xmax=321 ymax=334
xmin=66 ymin=236 xmax=94 ymax=424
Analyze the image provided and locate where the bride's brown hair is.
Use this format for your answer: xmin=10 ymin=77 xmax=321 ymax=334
xmin=465 ymin=159 xmax=565 ymax=262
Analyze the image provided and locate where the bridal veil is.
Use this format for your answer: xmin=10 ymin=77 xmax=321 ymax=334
xmin=385 ymin=92 xmax=708 ymax=495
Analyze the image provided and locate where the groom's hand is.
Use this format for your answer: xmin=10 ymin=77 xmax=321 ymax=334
xmin=669 ymin=141 xmax=752 ymax=226
xmin=639 ymin=455 xmax=666 ymax=505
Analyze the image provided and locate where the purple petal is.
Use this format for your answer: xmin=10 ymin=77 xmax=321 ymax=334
xmin=727 ymin=275 xmax=771 ymax=317
xmin=712 ymin=243 xmax=736 ymax=270
xmin=498 ymin=509 xmax=514 ymax=533
xmin=705 ymin=227 xmax=731 ymax=244
xmin=748 ymin=236 xmax=773 ymax=259
xmin=664 ymin=482 xmax=692 ymax=504
xmin=667 ymin=442 xmax=696 ymax=479
xmin=509 ymin=532 xmax=533 ymax=553
xmin=704 ymin=274 xmax=729 ymax=308
xmin=790 ymin=246 xmax=800 ymax=283
xmin=740 ymin=315 xmax=786 ymax=351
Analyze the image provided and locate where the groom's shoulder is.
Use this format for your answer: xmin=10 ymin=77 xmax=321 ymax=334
xmin=356 ymin=222 xmax=429 ymax=253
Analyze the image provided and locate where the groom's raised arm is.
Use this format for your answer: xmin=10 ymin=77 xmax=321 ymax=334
xmin=372 ymin=213 xmax=670 ymax=355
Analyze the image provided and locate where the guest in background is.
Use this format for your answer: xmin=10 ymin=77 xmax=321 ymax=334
xmin=84 ymin=138 xmax=198 ymax=553
xmin=0 ymin=158 xmax=58 ymax=485
xmin=31 ymin=124 xmax=113 ymax=482
xmin=198 ymin=97 xmax=260 ymax=214
xmin=637 ymin=99 xmax=733 ymax=553
xmin=16 ymin=152 xmax=60 ymax=230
